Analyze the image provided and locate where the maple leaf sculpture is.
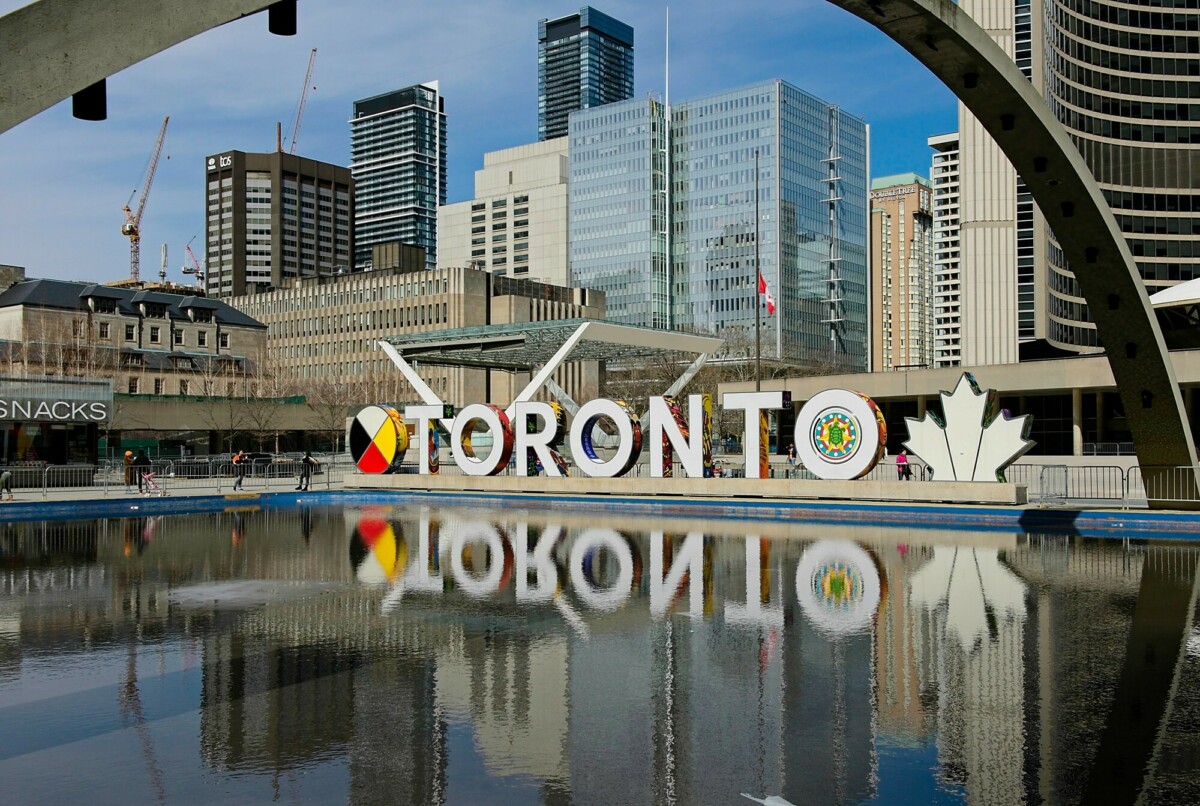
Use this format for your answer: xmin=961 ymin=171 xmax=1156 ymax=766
xmin=903 ymin=373 xmax=1035 ymax=482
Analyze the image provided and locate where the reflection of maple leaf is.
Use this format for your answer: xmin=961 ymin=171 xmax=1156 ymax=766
xmin=903 ymin=373 xmax=1034 ymax=482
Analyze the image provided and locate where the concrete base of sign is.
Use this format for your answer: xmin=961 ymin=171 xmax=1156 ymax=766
xmin=345 ymin=474 xmax=1028 ymax=505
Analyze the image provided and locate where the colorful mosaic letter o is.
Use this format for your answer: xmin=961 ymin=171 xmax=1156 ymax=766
xmin=795 ymin=541 xmax=881 ymax=636
xmin=350 ymin=517 xmax=407 ymax=585
xmin=349 ymin=405 xmax=409 ymax=474
xmin=794 ymin=389 xmax=886 ymax=480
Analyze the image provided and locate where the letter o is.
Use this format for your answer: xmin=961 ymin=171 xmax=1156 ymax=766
xmin=451 ymin=404 xmax=514 ymax=476
xmin=450 ymin=522 xmax=507 ymax=597
xmin=569 ymin=528 xmax=634 ymax=611
xmin=794 ymin=389 xmax=886 ymax=480
xmin=569 ymin=399 xmax=642 ymax=478
xmin=795 ymin=541 xmax=881 ymax=636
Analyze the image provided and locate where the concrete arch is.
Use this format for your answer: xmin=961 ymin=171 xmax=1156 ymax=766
xmin=0 ymin=0 xmax=277 ymax=135
xmin=826 ymin=0 xmax=1197 ymax=479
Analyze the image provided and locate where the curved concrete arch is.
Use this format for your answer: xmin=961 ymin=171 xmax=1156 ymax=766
xmin=0 ymin=0 xmax=276 ymax=135
xmin=825 ymin=0 xmax=1197 ymax=480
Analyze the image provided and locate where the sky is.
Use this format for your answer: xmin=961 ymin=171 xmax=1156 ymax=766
xmin=0 ymin=0 xmax=956 ymax=285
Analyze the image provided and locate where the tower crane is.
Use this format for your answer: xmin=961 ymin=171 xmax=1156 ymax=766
xmin=182 ymin=236 xmax=205 ymax=287
xmin=287 ymin=48 xmax=317 ymax=154
xmin=121 ymin=115 xmax=170 ymax=282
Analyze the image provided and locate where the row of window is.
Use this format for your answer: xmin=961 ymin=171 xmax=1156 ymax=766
xmin=86 ymin=321 xmax=227 ymax=349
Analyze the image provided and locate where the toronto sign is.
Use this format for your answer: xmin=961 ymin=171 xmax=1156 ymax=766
xmin=350 ymin=372 xmax=1035 ymax=483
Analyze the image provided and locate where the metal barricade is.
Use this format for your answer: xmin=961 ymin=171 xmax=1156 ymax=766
xmin=1126 ymin=466 xmax=1200 ymax=506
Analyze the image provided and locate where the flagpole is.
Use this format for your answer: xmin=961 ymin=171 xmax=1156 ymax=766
xmin=754 ymin=148 xmax=761 ymax=392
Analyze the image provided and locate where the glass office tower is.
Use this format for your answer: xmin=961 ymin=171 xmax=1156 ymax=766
xmin=569 ymin=80 xmax=869 ymax=370
xmin=538 ymin=7 xmax=634 ymax=142
xmin=350 ymin=82 xmax=447 ymax=270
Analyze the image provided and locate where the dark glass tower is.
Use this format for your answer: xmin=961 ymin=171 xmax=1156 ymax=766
xmin=538 ymin=7 xmax=634 ymax=142
xmin=350 ymin=82 xmax=447 ymax=270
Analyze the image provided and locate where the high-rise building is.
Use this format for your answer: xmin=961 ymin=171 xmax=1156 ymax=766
xmin=569 ymin=80 xmax=870 ymax=370
xmin=350 ymin=82 xmax=447 ymax=271
xmin=928 ymin=133 xmax=962 ymax=368
xmin=436 ymin=138 xmax=570 ymax=286
xmin=953 ymin=0 xmax=1200 ymax=361
xmin=203 ymin=150 xmax=353 ymax=298
xmin=870 ymin=174 xmax=934 ymax=372
xmin=538 ymin=7 xmax=634 ymax=142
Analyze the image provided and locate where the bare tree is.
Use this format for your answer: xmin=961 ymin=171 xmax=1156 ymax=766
xmin=240 ymin=348 xmax=300 ymax=452
xmin=305 ymin=376 xmax=368 ymax=455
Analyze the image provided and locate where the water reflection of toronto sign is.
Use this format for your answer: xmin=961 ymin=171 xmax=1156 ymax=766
xmin=351 ymin=514 xmax=881 ymax=636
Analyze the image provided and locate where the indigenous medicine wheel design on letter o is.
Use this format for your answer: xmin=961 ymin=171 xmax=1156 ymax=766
xmin=795 ymin=389 xmax=886 ymax=480
xmin=350 ymin=405 xmax=409 ymax=473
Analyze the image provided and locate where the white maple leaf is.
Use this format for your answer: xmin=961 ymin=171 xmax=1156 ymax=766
xmin=903 ymin=373 xmax=1034 ymax=482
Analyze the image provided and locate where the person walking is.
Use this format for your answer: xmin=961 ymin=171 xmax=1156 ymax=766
xmin=0 ymin=469 xmax=13 ymax=501
xmin=786 ymin=443 xmax=798 ymax=477
xmin=296 ymin=451 xmax=319 ymax=491
xmin=896 ymin=449 xmax=912 ymax=481
xmin=232 ymin=450 xmax=247 ymax=491
xmin=122 ymin=450 xmax=135 ymax=492
xmin=133 ymin=450 xmax=151 ymax=492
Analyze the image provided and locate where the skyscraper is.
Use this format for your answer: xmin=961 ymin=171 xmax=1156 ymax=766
xmin=928 ymin=133 xmax=962 ymax=368
xmin=953 ymin=0 xmax=1200 ymax=362
xmin=570 ymin=80 xmax=870 ymax=370
xmin=350 ymin=82 xmax=447 ymax=270
xmin=203 ymin=150 xmax=353 ymax=298
xmin=870 ymin=174 xmax=934 ymax=372
xmin=538 ymin=7 xmax=634 ymax=142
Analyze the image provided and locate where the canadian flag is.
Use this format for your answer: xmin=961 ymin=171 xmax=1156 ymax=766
xmin=757 ymin=272 xmax=776 ymax=316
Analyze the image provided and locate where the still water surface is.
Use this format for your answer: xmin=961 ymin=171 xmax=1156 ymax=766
xmin=2 ymin=504 xmax=1200 ymax=804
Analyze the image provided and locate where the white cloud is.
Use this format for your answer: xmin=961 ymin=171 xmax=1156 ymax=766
xmin=0 ymin=0 xmax=952 ymax=283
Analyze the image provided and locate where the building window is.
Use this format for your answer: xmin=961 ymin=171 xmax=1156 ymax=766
xmin=219 ymin=333 xmax=229 ymax=349
xmin=174 ymin=330 xmax=184 ymax=346
xmin=128 ymin=377 xmax=140 ymax=394
xmin=149 ymin=326 xmax=161 ymax=344
xmin=125 ymin=324 xmax=136 ymax=341
xmin=179 ymin=379 xmax=189 ymax=395
xmin=198 ymin=331 xmax=208 ymax=347
xmin=98 ymin=322 xmax=110 ymax=339
xmin=153 ymin=378 xmax=164 ymax=395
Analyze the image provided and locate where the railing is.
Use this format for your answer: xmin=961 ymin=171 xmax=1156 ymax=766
xmin=19 ymin=458 xmax=1200 ymax=509
xmin=1083 ymin=442 xmax=1136 ymax=456
xmin=25 ymin=454 xmax=354 ymax=499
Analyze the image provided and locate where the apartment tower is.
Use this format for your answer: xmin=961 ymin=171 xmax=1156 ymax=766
xmin=350 ymin=82 xmax=447 ymax=270
xmin=538 ymin=7 xmax=634 ymax=142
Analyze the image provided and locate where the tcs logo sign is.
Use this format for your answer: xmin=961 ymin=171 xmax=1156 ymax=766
xmin=206 ymin=155 xmax=233 ymax=171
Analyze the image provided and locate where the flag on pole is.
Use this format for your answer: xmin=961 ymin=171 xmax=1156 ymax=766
xmin=757 ymin=272 xmax=776 ymax=316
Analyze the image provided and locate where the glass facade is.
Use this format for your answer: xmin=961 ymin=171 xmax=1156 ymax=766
xmin=350 ymin=83 xmax=447 ymax=270
xmin=538 ymin=7 xmax=634 ymax=142
xmin=569 ymin=80 xmax=869 ymax=369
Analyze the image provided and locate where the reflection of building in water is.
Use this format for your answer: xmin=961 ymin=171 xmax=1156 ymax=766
xmin=435 ymin=626 xmax=569 ymax=783
xmin=909 ymin=541 xmax=1029 ymax=805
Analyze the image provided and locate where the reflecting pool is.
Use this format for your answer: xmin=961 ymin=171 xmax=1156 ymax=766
xmin=2 ymin=504 xmax=1200 ymax=804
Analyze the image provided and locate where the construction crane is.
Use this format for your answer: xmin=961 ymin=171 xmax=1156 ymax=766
xmin=121 ymin=115 xmax=170 ymax=283
xmin=182 ymin=235 xmax=205 ymax=287
xmin=287 ymin=48 xmax=317 ymax=153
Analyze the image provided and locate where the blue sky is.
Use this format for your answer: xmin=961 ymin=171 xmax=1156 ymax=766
xmin=0 ymin=0 xmax=955 ymax=284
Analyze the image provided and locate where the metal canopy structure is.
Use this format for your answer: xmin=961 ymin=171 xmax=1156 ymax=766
xmin=382 ymin=318 xmax=723 ymax=372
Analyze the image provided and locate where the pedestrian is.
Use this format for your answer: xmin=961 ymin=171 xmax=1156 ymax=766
xmin=0 ymin=469 xmax=13 ymax=501
xmin=896 ymin=449 xmax=912 ymax=481
xmin=232 ymin=449 xmax=247 ymax=491
xmin=296 ymin=451 xmax=319 ymax=491
xmin=122 ymin=450 xmax=135 ymax=492
xmin=786 ymin=443 xmax=798 ymax=477
xmin=134 ymin=449 xmax=151 ymax=492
